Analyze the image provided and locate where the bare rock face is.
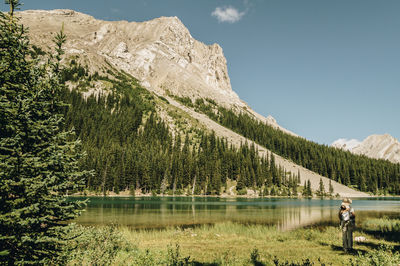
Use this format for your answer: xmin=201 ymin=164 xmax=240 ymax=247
xmin=332 ymin=138 xmax=361 ymax=151
xmin=18 ymin=9 xmax=297 ymax=135
xmin=332 ymin=134 xmax=400 ymax=163
xmin=353 ymin=134 xmax=400 ymax=163
xmin=18 ymin=10 xmax=240 ymax=106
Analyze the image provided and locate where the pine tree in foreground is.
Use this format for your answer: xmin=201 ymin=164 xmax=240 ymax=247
xmin=0 ymin=2 xmax=90 ymax=264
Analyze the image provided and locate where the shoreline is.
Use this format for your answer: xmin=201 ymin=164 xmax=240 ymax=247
xmin=67 ymin=191 xmax=384 ymax=199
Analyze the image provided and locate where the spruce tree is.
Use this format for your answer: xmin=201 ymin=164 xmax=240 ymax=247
xmin=329 ymin=179 xmax=334 ymax=196
xmin=318 ymin=178 xmax=325 ymax=197
xmin=307 ymin=180 xmax=312 ymax=197
xmin=302 ymin=180 xmax=308 ymax=197
xmin=0 ymin=3 xmax=89 ymax=264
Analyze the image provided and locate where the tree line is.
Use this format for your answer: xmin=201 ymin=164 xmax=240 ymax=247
xmin=180 ymin=99 xmax=400 ymax=195
xmin=61 ymin=77 xmax=302 ymax=196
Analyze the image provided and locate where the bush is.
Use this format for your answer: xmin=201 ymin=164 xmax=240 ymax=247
xmin=350 ymin=244 xmax=400 ymax=266
xmin=166 ymin=243 xmax=190 ymax=266
xmin=63 ymin=225 xmax=133 ymax=265
xmin=250 ymin=248 xmax=262 ymax=265
xmin=132 ymin=249 xmax=158 ymax=265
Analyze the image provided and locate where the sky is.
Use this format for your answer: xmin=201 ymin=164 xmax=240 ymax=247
xmin=2 ymin=0 xmax=399 ymax=145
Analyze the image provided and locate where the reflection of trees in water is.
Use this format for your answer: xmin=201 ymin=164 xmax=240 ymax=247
xmin=277 ymin=207 xmax=337 ymax=231
xmin=73 ymin=197 xmax=400 ymax=230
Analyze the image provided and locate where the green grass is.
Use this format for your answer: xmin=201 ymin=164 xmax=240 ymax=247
xmin=361 ymin=218 xmax=400 ymax=243
xmin=362 ymin=218 xmax=400 ymax=233
xmin=63 ymin=218 xmax=400 ymax=265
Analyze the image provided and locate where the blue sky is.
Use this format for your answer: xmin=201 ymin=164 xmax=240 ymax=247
xmin=2 ymin=0 xmax=399 ymax=144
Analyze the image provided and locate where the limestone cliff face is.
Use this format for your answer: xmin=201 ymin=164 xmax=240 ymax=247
xmin=19 ymin=10 xmax=240 ymax=106
xmin=353 ymin=134 xmax=400 ymax=163
xmin=18 ymin=9 xmax=296 ymax=136
xmin=332 ymin=134 xmax=400 ymax=163
xmin=331 ymin=139 xmax=361 ymax=151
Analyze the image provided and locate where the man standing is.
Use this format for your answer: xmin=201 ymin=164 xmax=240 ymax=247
xmin=339 ymin=198 xmax=355 ymax=252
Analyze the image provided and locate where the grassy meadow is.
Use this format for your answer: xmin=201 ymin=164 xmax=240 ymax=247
xmin=62 ymin=218 xmax=400 ymax=265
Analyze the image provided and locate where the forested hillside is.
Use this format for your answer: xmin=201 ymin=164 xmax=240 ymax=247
xmin=16 ymin=8 xmax=376 ymax=197
xmin=176 ymin=98 xmax=400 ymax=195
xmin=59 ymin=60 xmax=400 ymax=196
xmin=60 ymin=66 xmax=300 ymax=196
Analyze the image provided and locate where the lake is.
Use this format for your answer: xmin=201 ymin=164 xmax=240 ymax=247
xmin=71 ymin=197 xmax=400 ymax=230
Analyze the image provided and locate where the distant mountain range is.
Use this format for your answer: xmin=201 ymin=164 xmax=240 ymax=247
xmin=332 ymin=134 xmax=400 ymax=163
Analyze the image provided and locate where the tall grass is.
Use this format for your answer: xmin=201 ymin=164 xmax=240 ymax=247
xmin=362 ymin=218 xmax=400 ymax=233
xmin=63 ymin=219 xmax=400 ymax=265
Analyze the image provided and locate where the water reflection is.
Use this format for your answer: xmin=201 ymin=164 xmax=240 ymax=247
xmin=71 ymin=197 xmax=400 ymax=230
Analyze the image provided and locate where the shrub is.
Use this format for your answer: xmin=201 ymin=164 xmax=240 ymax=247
xmin=350 ymin=244 xmax=400 ymax=266
xmin=166 ymin=243 xmax=190 ymax=266
xmin=250 ymin=248 xmax=261 ymax=265
xmin=63 ymin=225 xmax=133 ymax=265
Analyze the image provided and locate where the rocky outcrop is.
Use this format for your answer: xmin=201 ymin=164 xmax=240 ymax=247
xmin=332 ymin=134 xmax=400 ymax=163
xmin=332 ymin=138 xmax=361 ymax=151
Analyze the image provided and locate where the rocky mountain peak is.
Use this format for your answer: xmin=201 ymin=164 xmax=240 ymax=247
xmin=18 ymin=9 xmax=297 ymax=136
xmin=157 ymin=16 xmax=188 ymax=34
xmin=331 ymin=138 xmax=361 ymax=151
xmin=332 ymin=134 xmax=400 ymax=163
xmin=30 ymin=9 xmax=236 ymax=106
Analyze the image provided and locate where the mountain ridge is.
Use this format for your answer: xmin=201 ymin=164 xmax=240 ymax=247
xmin=17 ymin=9 xmax=377 ymax=197
xmin=332 ymin=134 xmax=400 ymax=164
xmin=18 ymin=9 xmax=297 ymax=137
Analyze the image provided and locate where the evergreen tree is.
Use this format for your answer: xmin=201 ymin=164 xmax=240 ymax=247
xmin=297 ymin=170 xmax=301 ymax=184
xmin=318 ymin=178 xmax=325 ymax=197
xmin=358 ymin=175 xmax=366 ymax=192
xmin=307 ymin=180 xmax=312 ymax=197
xmin=302 ymin=180 xmax=308 ymax=197
xmin=292 ymin=175 xmax=298 ymax=196
xmin=0 ymin=4 xmax=89 ymax=264
xmin=270 ymin=186 xmax=276 ymax=196
xmin=329 ymin=179 xmax=334 ymax=196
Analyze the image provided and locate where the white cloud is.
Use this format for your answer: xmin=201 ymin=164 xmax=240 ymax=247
xmin=211 ymin=6 xmax=246 ymax=23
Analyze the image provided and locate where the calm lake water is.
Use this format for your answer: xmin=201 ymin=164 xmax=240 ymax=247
xmin=71 ymin=197 xmax=400 ymax=230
